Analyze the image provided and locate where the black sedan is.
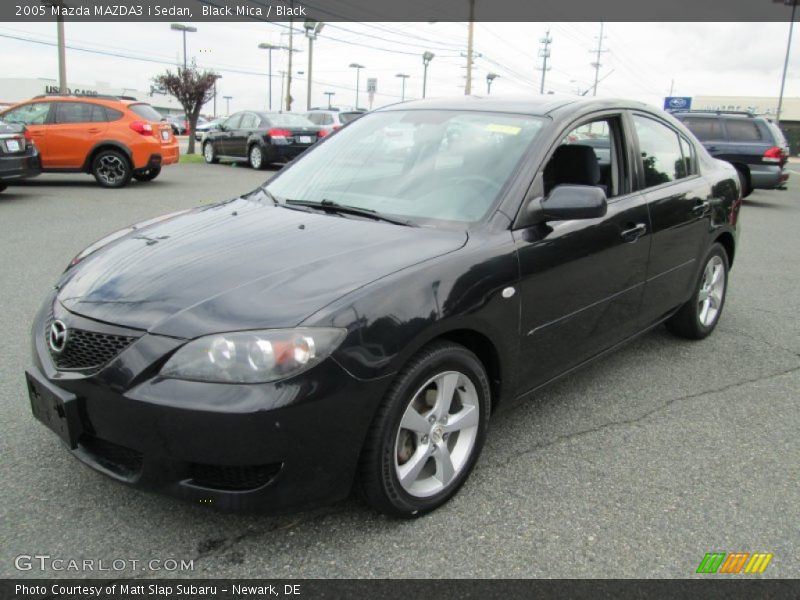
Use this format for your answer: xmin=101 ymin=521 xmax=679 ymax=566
xmin=0 ymin=120 xmax=40 ymax=192
xmin=26 ymin=96 xmax=740 ymax=517
xmin=202 ymin=111 xmax=324 ymax=169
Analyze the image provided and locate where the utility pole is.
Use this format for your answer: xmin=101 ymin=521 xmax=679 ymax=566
xmin=538 ymin=30 xmax=552 ymax=95
xmin=422 ymin=51 xmax=435 ymax=98
xmin=286 ymin=2 xmax=295 ymax=112
xmin=668 ymin=79 xmax=674 ymax=97
xmin=40 ymin=1 xmax=67 ymax=91
xmin=279 ymin=71 xmax=286 ymax=112
xmin=213 ymin=74 xmax=222 ymax=118
xmin=776 ymin=0 xmax=798 ymax=124
xmin=590 ymin=22 xmax=607 ymax=96
xmin=465 ymin=0 xmax=476 ymax=95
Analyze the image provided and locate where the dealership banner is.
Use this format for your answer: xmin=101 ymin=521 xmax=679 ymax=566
xmin=3 ymin=0 xmax=800 ymax=22
xmin=4 ymin=579 xmax=800 ymax=599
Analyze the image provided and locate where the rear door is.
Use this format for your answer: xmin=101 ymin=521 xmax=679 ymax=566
xmin=47 ymin=101 xmax=109 ymax=168
xmin=230 ymin=112 xmax=259 ymax=157
xmin=632 ymin=113 xmax=712 ymax=325
xmin=0 ymin=102 xmax=52 ymax=162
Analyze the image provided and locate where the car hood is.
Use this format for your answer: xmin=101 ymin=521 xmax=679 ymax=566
xmin=57 ymin=197 xmax=467 ymax=338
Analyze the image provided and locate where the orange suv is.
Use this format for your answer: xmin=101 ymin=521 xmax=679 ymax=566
xmin=0 ymin=94 xmax=179 ymax=188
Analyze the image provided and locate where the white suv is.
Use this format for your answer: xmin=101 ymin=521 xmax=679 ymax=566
xmin=305 ymin=109 xmax=365 ymax=134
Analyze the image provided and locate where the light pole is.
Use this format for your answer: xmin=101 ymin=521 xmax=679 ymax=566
xmin=422 ymin=51 xmax=435 ymax=98
xmin=349 ymin=63 xmax=365 ymax=109
xmin=486 ymin=72 xmax=498 ymax=95
xmin=324 ymin=91 xmax=335 ymax=109
xmin=170 ymin=23 xmax=197 ymax=69
xmin=774 ymin=0 xmax=798 ymax=124
xmin=223 ymin=95 xmax=233 ymax=115
xmin=258 ymin=43 xmax=285 ymax=111
xmin=40 ymin=0 xmax=67 ymax=92
xmin=213 ymin=74 xmax=222 ymax=118
xmin=395 ymin=73 xmax=410 ymax=101
xmin=304 ymin=21 xmax=325 ymax=111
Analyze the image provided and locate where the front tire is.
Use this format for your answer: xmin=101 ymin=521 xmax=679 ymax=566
xmin=249 ymin=144 xmax=266 ymax=170
xmin=358 ymin=341 xmax=490 ymax=517
xmin=203 ymin=141 xmax=218 ymax=164
xmin=133 ymin=166 xmax=161 ymax=182
xmin=91 ymin=150 xmax=132 ymax=188
xmin=666 ymin=243 xmax=729 ymax=339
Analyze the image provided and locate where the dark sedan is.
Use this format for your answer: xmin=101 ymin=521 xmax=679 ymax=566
xmin=0 ymin=120 xmax=41 ymax=192
xmin=202 ymin=111 xmax=324 ymax=169
xmin=26 ymin=96 xmax=741 ymax=517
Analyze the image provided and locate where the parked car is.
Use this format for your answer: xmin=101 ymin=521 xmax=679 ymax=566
xmin=0 ymin=94 xmax=178 ymax=187
xmin=194 ymin=117 xmax=224 ymax=142
xmin=163 ymin=114 xmax=187 ymax=135
xmin=26 ymin=96 xmax=740 ymax=517
xmin=203 ymin=111 xmax=324 ymax=168
xmin=305 ymin=108 xmax=365 ymax=134
xmin=672 ymin=109 xmax=788 ymax=196
xmin=0 ymin=120 xmax=41 ymax=192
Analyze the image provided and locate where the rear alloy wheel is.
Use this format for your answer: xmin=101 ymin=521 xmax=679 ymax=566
xmin=92 ymin=150 xmax=132 ymax=188
xmin=204 ymin=141 xmax=218 ymax=164
xmin=249 ymin=145 xmax=266 ymax=170
xmin=133 ymin=166 xmax=161 ymax=182
xmin=359 ymin=342 xmax=490 ymax=517
xmin=666 ymin=243 xmax=729 ymax=339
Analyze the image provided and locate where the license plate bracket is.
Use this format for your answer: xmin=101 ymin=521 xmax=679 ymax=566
xmin=26 ymin=370 xmax=81 ymax=449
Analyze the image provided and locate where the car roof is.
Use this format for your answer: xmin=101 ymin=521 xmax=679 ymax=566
xmin=375 ymin=95 xmax=653 ymax=118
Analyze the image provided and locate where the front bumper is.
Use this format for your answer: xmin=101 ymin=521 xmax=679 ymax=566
xmin=27 ymin=296 xmax=391 ymax=512
xmin=0 ymin=150 xmax=41 ymax=182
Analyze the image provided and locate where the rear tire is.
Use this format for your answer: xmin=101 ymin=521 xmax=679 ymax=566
xmin=133 ymin=166 xmax=161 ymax=182
xmin=666 ymin=243 xmax=729 ymax=340
xmin=358 ymin=341 xmax=490 ymax=518
xmin=735 ymin=166 xmax=752 ymax=198
xmin=91 ymin=149 xmax=132 ymax=188
xmin=203 ymin=141 xmax=218 ymax=164
xmin=249 ymin=144 xmax=266 ymax=170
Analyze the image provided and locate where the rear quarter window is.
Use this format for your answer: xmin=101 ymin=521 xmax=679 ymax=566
xmin=128 ymin=103 xmax=164 ymax=122
xmin=680 ymin=117 xmax=724 ymax=142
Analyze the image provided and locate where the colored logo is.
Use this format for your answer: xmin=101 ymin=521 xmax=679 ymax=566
xmin=696 ymin=552 xmax=773 ymax=574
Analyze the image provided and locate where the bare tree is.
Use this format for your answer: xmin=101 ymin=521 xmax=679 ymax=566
xmin=153 ymin=67 xmax=217 ymax=155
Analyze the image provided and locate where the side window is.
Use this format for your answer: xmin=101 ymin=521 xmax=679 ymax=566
xmin=240 ymin=113 xmax=258 ymax=129
xmin=633 ymin=115 xmax=685 ymax=188
xmin=224 ymin=113 xmax=242 ymax=129
xmin=55 ymin=102 xmax=107 ymax=124
xmin=105 ymin=107 xmax=124 ymax=122
xmin=543 ymin=116 xmax=623 ymax=198
xmin=322 ymin=114 xmax=334 ymax=125
xmin=724 ymin=119 xmax=764 ymax=142
xmin=3 ymin=102 xmax=51 ymax=125
xmin=678 ymin=136 xmax=696 ymax=177
xmin=306 ymin=112 xmax=321 ymax=125
xmin=681 ymin=117 xmax=723 ymax=142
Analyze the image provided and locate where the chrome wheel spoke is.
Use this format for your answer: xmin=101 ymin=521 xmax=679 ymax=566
xmin=443 ymin=404 xmax=478 ymax=433
xmin=697 ymin=255 xmax=725 ymax=327
xmin=434 ymin=444 xmax=455 ymax=486
xmin=433 ymin=372 xmax=459 ymax=420
xmin=397 ymin=445 xmax=430 ymax=487
xmin=400 ymin=404 xmax=430 ymax=434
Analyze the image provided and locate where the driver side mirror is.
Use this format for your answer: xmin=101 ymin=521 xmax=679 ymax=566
xmin=522 ymin=185 xmax=607 ymax=226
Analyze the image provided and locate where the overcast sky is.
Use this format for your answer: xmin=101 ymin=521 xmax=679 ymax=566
xmin=0 ymin=21 xmax=798 ymax=114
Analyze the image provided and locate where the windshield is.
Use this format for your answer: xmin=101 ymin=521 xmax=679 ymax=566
xmin=266 ymin=110 xmax=545 ymax=225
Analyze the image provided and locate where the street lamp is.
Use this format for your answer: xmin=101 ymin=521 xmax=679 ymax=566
xmin=170 ymin=23 xmax=197 ymax=69
xmin=349 ymin=63 xmax=365 ymax=109
xmin=422 ymin=51 xmax=435 ymax=99
xmin=324 ymin=91 xmax=335 ymax=109
xmin=395 ymin=73 xmax=410 ymax=101
xmin=304 ymin=20 xmax=325 ymax=110
xmin=212 ymin=73 xmax=222 ymax=118
xmin=40 ymin=0 xmax=67 ymax=93
xmin=774 ymin=0 xmax=799 ymax=124
xmin=486 ymin=72 xmax=498 ymax=95
xmin=258 ymin=43 xmax=287 ymax=111
xmin=223 ymin=95 xmax=233 ymax=115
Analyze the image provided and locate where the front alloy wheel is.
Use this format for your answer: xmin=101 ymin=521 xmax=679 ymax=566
xmin=359 ymin=341 xmax=490 ymax=517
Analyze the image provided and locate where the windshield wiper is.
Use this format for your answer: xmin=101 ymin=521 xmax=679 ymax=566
xmin=285 ymin=199 xmax=418 ymax=227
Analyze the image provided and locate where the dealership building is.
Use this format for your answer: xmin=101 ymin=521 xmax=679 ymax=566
xmin=0 ymin=77 xmax=185 ymax=115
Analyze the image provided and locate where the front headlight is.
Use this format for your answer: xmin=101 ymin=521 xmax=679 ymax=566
xmin=160 ymin=328 xmax=346 ymax=383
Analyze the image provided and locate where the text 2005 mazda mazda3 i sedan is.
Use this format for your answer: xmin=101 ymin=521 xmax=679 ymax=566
xmin=26 ymin=96 xmax=741 ymax=517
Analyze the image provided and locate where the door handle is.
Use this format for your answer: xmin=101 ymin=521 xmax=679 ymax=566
xmin=692 ymin=201 xmax=710 ymax=215
xmin=705 ymin=145 xmax=717 ymax=152
xmin=620 ymin=223 xmax=647 ymax=242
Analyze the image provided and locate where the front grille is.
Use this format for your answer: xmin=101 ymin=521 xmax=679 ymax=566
xmin=189 ymin=463 xmax=282 ymax=491
xmin=46 ymin=322 xmax=137 ymax=372
xmin=78 ymin=435 xmax=144 ymax=479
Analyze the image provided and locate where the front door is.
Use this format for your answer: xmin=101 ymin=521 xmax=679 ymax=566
xmin=0 ymin=102 xmax=52 ymax=164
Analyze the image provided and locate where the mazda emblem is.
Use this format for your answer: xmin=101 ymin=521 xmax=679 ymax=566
xmin=49 ymin=320 xmax=68 ymax=353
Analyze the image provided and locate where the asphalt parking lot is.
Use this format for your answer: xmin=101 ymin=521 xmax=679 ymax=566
xmin=1 ymin=162 xmax=798 ymax=579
